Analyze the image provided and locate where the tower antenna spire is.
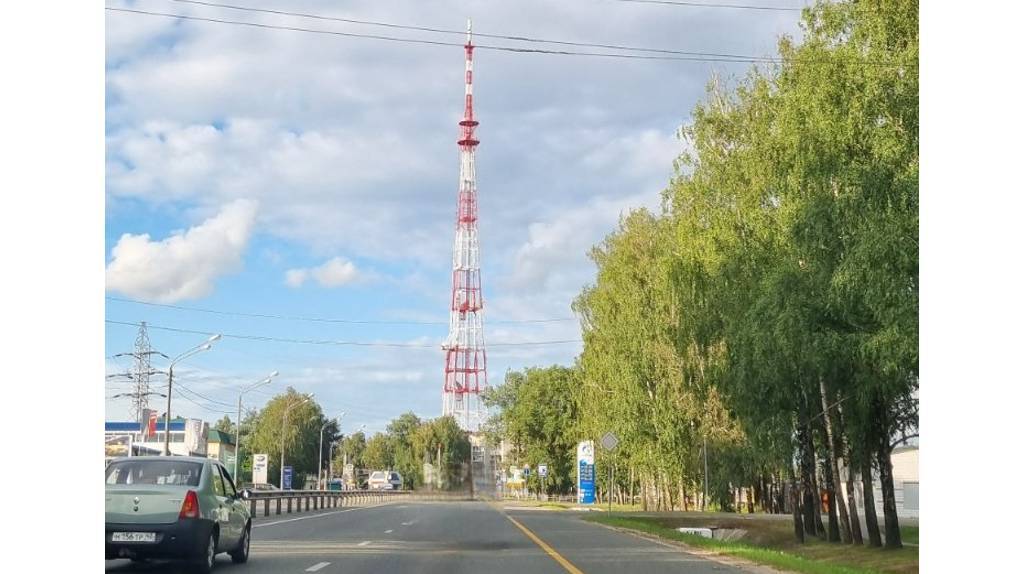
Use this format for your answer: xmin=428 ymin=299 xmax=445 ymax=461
xmin=443 ymin=16 xmax=487 ymax=431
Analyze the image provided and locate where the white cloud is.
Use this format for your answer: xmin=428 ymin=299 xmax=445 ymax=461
xmin=105 ymin=199 xmax=258 ymax=302
xmin=285 ymin=256 xmax=362 ymax=288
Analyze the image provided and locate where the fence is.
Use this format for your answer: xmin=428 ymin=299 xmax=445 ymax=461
xmin=245 ymin=489 xmax=472 ymax=518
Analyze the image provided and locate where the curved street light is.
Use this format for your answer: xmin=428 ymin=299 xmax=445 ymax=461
xmin=233 ymin=370 xmax=279 ymax=485
xmin=318 ymin=411 xmax=345 ymax=489
xmin=163 ymin=334 xmax=221 ymax=456
xmin=280 ymin=393 xmax=314 ymax=489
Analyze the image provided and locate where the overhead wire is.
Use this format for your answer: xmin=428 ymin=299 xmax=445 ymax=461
xmin=160 ymin=0 xmax=784 ymax=61
xmin=106 ymin=320 xmax=583 ymax=347
xmin=105 ymin=296 xmax=577 ymax=325
xmin=612 ymin=0 xmax=804 ymax=11
xmin=105 ymin=7 xmax=779 ymax=64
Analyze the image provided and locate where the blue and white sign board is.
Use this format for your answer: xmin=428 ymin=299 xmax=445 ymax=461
xmin=577 ymin=441 xmax=596 ymax=504
xmin=283 ymin=465 xmax=293 ymax=490
xmin=538 ymin=464 xmax=548 ymax=478
xmin=523 ymin=466 xmax=531 ymax=477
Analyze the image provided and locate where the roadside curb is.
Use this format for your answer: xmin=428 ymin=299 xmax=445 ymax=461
xmin=584 ymin=519 xmax=786 ymax=574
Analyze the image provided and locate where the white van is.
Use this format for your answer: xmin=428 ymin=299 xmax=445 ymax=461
xmin=368 ymin=470 xmax=403 ymax=490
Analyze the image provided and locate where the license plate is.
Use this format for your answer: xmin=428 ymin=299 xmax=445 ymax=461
xmin=112 ymin=532 xmax=156 ymax=543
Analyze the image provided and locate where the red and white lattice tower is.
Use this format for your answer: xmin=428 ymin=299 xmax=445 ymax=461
xmin=442 ymin=19 xmax=488 ymax=431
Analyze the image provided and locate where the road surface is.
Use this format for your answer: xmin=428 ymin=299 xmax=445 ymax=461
xmin=106 ymin=500 xmax=751 ymax=573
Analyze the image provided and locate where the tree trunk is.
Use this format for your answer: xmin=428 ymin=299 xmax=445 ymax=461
xmin=834 ymin=400 xmax=863 ymax=545
xmin=789 ymin=467 xmax=805 ymax=543
xmin=820 ymin=380 xmax=852 ymax=543
xmin=846 ymin=465 xmax=864 ymax=545
xmin=797 ymin=420 xmax=821 ymax=537
xmin=822 ymin=458 xmax=841 ymax=542
xmin=747 ymin=486 xmax=755 ymax=514
xmin=861 ymin=457 xmax=882 ymax=547
xmin=876 ymin=431 xmax=901 ymax=548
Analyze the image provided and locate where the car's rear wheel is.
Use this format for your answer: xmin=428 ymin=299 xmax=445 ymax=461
xmin=194 ymin=531 xmax=217 ymax=573
xmin=230 ymin=523 xmax=251 ymax=564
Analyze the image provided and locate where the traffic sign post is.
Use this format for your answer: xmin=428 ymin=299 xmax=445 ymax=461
xmin=538 ymin=464 xmax=548 ymax=500
xmin=283 ymin=465 xmax=293 ymax=490
xmin=601 ymin=432 xmax=619 ymax=515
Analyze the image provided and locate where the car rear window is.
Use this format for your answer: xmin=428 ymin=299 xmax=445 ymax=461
xmin=105 ymin=460 xmax=203 ymax=486
xmin=370 ymin=471 xmax=385 ymax=480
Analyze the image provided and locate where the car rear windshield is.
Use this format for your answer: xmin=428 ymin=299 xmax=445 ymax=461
xmin=106 ymin=460 xmax=203 ymax=487
xmin=370 ymin=471 xmax=386 ymax=480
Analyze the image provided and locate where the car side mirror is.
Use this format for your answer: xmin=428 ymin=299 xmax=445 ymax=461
xmin=241 ymin=489 xmax=252 ymax=500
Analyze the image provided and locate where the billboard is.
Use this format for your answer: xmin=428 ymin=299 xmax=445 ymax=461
xmin=253 ymin=453 xmax=269 ymax=484
xmin=577 ymin=440 xmax=595 ymax=504
xmin=184 ymin=418 xmax=208 ymax=455
xmin=105 ymin=434 xmax=133 ymax=459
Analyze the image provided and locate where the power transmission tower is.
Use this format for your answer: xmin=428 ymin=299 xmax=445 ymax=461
xmin=109 ymin=321 xmax=167 ymax=424
xmin=441 ymin=19 xmax=488 ymax=432
xmin=130 ymin=322 xmax=153 ymax=424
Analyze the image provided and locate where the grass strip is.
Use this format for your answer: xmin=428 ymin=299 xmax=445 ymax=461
xmin=585 ymin=515 xmax=884 ymax=574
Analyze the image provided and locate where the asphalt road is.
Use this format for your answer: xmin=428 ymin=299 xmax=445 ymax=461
xmin=106 ymin=501 xmax=751 ymax=573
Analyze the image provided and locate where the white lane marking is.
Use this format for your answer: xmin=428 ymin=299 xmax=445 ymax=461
xmin=306 ymin=562 xmax=331 ymax=572
xmin=401 ymin=519 xmax=417 ymax=526
xmin=384 ymin=529 xmax=393 ymax=533
xmin=253 ymin=502 xmax=391 ymax=528
xmin=358 ymin=541 xmax=371 ymax=547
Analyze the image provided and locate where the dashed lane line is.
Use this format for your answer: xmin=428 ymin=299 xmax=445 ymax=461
xmin=305 ymin=562 xmax=330 ymax=572
xmin=358 ymin=541 xmax=371 ymax=546
xmin=385 ymin=529 xmax=394 ymax=533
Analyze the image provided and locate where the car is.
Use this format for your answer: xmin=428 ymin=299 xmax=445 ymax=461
xmin=367 ymin=470 xmax=403 ymax=490
xmin=105 ymin=456 xmax=253 ymax=573
xmin=242 ymin=482 xmax=279 ymax=491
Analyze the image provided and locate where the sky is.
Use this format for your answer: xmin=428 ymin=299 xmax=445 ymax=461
xmin=104 ymin=0 xmax=804 ymax=435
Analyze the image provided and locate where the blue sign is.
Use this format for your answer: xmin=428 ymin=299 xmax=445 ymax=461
xmin=578 ymin=461 xmax=595 ymax=504
xmin=577 ymin=441 xmax=596 ymax=504
xmin=283 ymin=466 xmax=293 ymax=490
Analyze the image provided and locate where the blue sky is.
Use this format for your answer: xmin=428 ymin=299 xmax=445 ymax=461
xmin=104 ymin=0 xmax=802 ymax=434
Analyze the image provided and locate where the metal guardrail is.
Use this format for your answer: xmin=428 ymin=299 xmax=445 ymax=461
xmin=245 ymin=489 xmax=471 ymax=517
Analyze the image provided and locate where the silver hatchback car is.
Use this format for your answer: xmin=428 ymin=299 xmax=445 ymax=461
xmin=105 ymin=456 xmax=252 ymax=572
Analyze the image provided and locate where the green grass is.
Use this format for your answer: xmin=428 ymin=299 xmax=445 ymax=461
xmin=584 ymin=514 xmax=918 ymax=574
xmin=900 ymin=526 xmax=918 ymax=545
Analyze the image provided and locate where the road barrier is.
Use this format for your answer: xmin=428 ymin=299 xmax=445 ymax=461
xmin=246 ymin=489 xmax=472 ymax=517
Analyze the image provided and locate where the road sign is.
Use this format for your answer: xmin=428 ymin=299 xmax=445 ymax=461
xmin=283 ymin=466 xmax=293 ymax=490
xmin=253 ymin=454 xmax=268 ymax=484
xmin=538 ymin=464 xmax=548 ymax=478
xmin=601 ymin=431 xmax=619 ymax=451
xmin=523 ymin=466 xmax=531 ymax=477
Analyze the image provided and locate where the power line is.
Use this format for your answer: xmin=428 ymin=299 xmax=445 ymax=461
xmin=106 ymin=320 xmax=583 ymax=347
xmin=161 ymin=0 xmax=782 ymax=61
xmin=105 ymin=7 xmax=777 ymax=64
xmin=105 ymin=296 xmax=576 ymax=325
xmin=613 ymin=0 xmax=804 ymax=11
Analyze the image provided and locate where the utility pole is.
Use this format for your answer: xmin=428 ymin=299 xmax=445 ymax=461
xmin=703 ymin=435 xmax=709 ymax=511
xmin=109 ymin=322 xmax=168 ymax=427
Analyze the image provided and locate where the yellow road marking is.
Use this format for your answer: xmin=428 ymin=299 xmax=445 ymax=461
xmin=503 ymin=513 xmax=585 ymax=574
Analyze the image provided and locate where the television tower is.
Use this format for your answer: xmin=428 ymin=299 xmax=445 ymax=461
xmin=442 ymin=19 xmax=488 ymax=431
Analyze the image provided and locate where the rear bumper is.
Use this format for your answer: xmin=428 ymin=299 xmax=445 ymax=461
xmin=105 ymin=518 xmax=214 ymax=561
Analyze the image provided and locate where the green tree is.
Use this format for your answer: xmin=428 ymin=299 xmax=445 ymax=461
xmin=247 ymin=388 xmax=324 ymax=489
xmin=363 ymin=432 xmax=395 ymax=472
xmin=212 ymin=415 xmax=234 ymax=436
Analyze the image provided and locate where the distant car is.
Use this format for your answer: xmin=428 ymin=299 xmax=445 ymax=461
xmin=242 ymin=482 xmax=279 ymax=491
xmin=105 ymin=456 xmax=252 ymax=573
xmin=368 ymin=470 xmax=403 ymax=490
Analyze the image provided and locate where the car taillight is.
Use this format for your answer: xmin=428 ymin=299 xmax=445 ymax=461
xmin=179 ymin=490 xmax=201 ymax=520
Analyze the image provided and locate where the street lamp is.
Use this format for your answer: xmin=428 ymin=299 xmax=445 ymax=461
xmin=163 ymin=334 xmax=221 ymax=456
xmin=234 ymin=370 xmax=279 ymax=486
xmin=280 ymin=393 xmax=313 ymax=489
xmin=318 ymin=412 xmax=345 ymax=489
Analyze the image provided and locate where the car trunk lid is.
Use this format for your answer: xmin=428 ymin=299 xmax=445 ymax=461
xmin=105 ymin=485 xmax=189 ymax=524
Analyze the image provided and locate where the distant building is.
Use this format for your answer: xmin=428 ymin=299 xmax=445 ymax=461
xmin=104 ymin=411 xmax=210 ymax=459
xmin=207 ymin=429 xmax=237 ymax=475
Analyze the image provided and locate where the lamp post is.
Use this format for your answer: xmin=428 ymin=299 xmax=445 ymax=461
xmin=280 ymin=393 xmax=313 ymax=489
xmin=234 ymin=370 xmax=279 ymax=486
xmin=163 ymin=334 xmax=221 ymax=456
xmin=318 ymin=412 xmax=344 ymax=490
